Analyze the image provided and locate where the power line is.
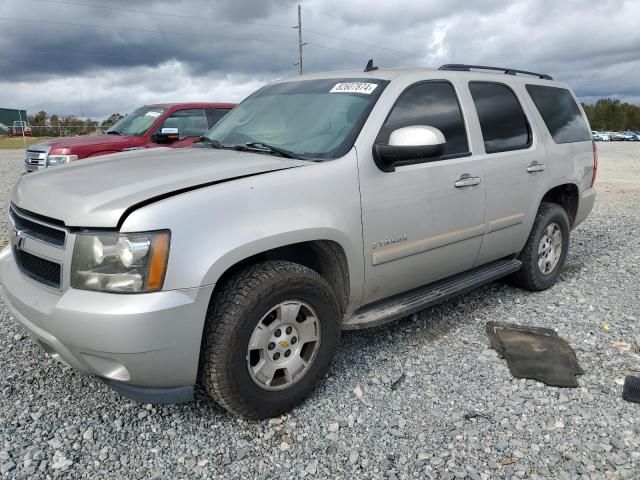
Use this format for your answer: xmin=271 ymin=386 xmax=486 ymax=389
xmin=303 ymin=29 xmax=417 ymax=57
xmin=0 ymin=16 xmax=390 ymax=67
xmin=31 ymin=0 xmax=417 ymax=61
xmin=306 ymin=42 xmax=387 ymax=60
xmin=20 ymin=49 xmax=169 ymax=62
xmin=0 ymin=17 xmax=296 ymax=45
xmin=9 ymin=45 xmax=369 ymax=65
xmin=32 ymin=0 xmax=292 ymax=29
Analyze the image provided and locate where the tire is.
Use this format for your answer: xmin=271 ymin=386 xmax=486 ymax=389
xmin=199 ymin=260 xmax=340 ymax=419
xmin=509 ymin=202 xmax=570 ymax=291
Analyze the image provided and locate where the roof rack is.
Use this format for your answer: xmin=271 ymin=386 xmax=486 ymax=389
xmin=438 ymin=64 xmax=553 ymax=80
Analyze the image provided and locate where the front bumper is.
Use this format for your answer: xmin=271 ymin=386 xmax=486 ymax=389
xmin=24 ymin=162 xmax=42 ymax=173
xmin=0 ymin=245 xmax=213 ymax=401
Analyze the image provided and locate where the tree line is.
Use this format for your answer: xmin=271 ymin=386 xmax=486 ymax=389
xmin=26 ymin=111 xmax=124 ymax=137
xmin=581 ymin=99 xmax=640 ymax=131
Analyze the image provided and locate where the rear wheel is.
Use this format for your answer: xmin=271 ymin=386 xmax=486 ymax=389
xmin=510 ymin=202 xmax=570 ymax=291
xmin=199 ymin=261 xmax=340 ymax=419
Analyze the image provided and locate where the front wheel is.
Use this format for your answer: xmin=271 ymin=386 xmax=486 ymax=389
xmin=510 ymin=202 xmax=570 ymax=291
xmin=199 ymin=261 xmax=340 ymax=419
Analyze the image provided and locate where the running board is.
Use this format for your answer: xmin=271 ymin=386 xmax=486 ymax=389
xmin=343 ymin=258 xmax=522 ymax=330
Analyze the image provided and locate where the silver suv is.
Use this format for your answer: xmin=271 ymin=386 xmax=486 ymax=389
xmin=0 ymin=64 xmax=596 ymax=418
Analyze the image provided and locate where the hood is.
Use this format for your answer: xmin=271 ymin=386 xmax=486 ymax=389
xmin=36 ymin=134 xmax=132 ymax=150
xmin=13 ymin=147 xmax=308 ymax=227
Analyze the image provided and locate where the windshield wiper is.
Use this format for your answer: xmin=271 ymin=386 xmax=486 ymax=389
xmin=243 ymin=142 xmax=299 ymax=159
xmin=195 ymin=137 xmax=223 ymax=148
xmin=106 ymin=130 xmax=122 ymax=135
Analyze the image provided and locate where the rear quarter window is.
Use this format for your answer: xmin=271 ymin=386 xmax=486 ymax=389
xmin=525 ymin=85 xmax=591 ymax=143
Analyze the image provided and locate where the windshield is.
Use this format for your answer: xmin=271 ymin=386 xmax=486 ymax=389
xmin=203 ymin=78 xmax=388 ymax=159
xmin=106 ymin=106 xmax=167 ymax=136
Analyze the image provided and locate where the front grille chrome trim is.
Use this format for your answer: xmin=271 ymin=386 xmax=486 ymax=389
xmin=24 ymin=146 xmax=50 ymax=170
xmin=9 ymin=205 xmax=68 ymax=249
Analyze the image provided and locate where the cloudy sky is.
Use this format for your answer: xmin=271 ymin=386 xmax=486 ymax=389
xmin=0 ymin=0 xmax=638 ymax=120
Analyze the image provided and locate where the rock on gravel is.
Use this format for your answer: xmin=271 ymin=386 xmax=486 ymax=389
xmin=1 ymin=144 xmax=639 ymax=478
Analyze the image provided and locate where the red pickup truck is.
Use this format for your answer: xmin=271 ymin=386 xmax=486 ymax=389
xmin=24 ymin=102 xmax=235 ymax=172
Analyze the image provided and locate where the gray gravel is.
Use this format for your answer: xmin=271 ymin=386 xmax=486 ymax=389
xmin=1 ymin=144 xmax=639 ymax=479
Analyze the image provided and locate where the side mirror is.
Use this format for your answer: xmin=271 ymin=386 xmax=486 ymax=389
xmin=154 ymin=127 xmax=180 ymax=143
xmin=373 ymin=126 xmax=445 ymax=172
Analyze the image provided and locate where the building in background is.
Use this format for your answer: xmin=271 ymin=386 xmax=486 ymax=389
xmin=0 ymin=107 xmax=28 ymax=135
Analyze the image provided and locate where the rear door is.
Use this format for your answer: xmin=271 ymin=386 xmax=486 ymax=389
xmin=468 ymin=81 xmax=549 ymax=265
xmin=358 ymin=80 xmax=486 ymax=304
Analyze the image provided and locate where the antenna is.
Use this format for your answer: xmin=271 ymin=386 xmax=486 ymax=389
xmin=364 ymin=59 xmax=378 ymax=72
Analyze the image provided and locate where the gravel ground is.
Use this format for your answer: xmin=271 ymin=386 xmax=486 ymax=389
xmin=1 ymin=144 xmax=639 ymax=479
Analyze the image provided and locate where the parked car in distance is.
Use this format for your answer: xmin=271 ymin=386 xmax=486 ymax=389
xmin=622 ymin=131 xmax=640 ymax=141
xmin=592 ymin=131 xmax=607 ymax=141
xmin=11 ymin=121 xmax=32 ymax=136
xmin=609 ymin=131 xmax=628 ymax=141
xmin=0 ymin=64 xmax=596 ymax=419
xmin=24 ymin=103 xmax=235 ymax=172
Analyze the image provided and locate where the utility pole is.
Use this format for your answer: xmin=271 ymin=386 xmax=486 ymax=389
xmin=294 ymin=4 xmax=307 ymax=75
xmin=17 ymin=109 xmax=27 ymax=149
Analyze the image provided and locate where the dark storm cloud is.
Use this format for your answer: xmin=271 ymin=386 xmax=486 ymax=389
xmin=0 ymin=0 xmax=300 ymax=79
xmin=0 ymin=0 xmax=638 ymax=117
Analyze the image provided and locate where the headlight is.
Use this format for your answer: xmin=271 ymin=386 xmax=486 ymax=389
xmin=47 ymin=154 xmax=78 ymax=167
xmin=71 ymin=231 xmax=170 ymax=293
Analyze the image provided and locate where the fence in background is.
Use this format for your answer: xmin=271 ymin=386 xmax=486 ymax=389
xmin=4 ymin=125 xmax=108 ymax=138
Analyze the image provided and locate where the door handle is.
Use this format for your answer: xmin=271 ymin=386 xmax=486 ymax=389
xmin=527 ymin=162 xmax=545 ymax=173
xmin=454 ymin=174 xmax=481 ymax=188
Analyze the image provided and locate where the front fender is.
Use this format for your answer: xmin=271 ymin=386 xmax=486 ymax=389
xmin=199 ymin=227 xmax=354 ymax=286
xmin=85 ymin=150 xmax=121 ymax=158
xmin=120 ymin=152 xmax=365 ymax=307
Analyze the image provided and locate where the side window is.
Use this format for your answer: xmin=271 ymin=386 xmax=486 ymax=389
xmin=469 ymin=82 xmax=531 ymax=154
xmin=526 ymin=85 xmax=591 ymax=143
xmin=377 ymin=81 xmax=469 ymax=158
xmin=160 ymin=109 xmax=208 ymax=139
xmin=205 ymin=108 xmax=230 ymax=128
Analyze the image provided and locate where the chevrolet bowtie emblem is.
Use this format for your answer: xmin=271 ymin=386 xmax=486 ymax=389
xmin=279 ymin=340 xmax=289 ymax=348
xmin=10 ymin=229 xmax=25 ymax=250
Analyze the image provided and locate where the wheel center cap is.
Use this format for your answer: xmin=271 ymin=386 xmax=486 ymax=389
xmin=279 ymin=340 xmax=289 ymax=348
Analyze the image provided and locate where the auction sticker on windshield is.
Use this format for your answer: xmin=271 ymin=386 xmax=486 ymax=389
xmin=145 ymin=111 xmax=162 ymax=118
xmin=330 ymin=82 xmax=378 ymax=94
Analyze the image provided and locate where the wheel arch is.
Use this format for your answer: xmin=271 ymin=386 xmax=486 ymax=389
xmin=539 ymin=182 xmax=579 ymax=227
xmin=205 ymin=237 xmax=352 ymax=315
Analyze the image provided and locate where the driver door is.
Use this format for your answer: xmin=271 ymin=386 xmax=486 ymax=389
xmin=358 ymin=80 xmax=486 ymax=304
xmin=151 ymin=108 xmax=209 ymax=147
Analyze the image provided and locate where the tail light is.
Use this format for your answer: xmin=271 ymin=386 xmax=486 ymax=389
xmin=591 ymin=140 xmax=598 ymax=187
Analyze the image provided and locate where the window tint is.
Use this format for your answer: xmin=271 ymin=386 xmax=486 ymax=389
xmin=469 ymin=82 xmax=531 ymax=153
xmin=526 ymin=85 xmax=591 ymax=143
xmin=161 ymin=108 xmax=208 ymax=139
xmin=205 ymin=108 xmax=230 ymax=128
xmin=378 ymin=81 xmax=469 ymax=158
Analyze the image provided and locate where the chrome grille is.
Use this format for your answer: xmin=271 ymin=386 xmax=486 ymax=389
xmin=9 ymin=205 xmax=67 ymax=247
xmin=25 ymin=149 xmax=47 ymax=166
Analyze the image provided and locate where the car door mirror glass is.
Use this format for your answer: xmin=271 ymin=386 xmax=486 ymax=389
xmin=374 ymin=125 xmax=446 ymax=172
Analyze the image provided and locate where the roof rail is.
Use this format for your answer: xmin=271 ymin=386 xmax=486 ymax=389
xmin=439 ymin=64 xmax=553 ymax=80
